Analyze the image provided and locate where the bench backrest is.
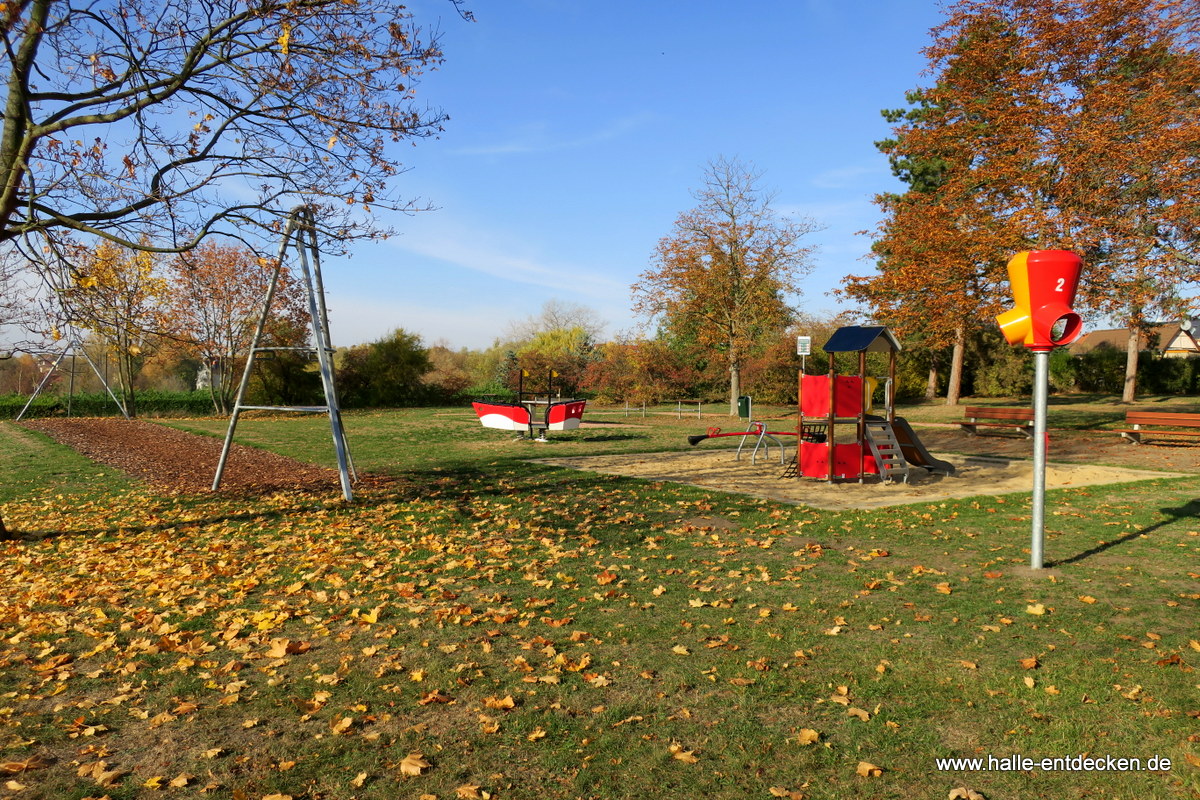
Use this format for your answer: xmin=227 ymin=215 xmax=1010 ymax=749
xmin=964 ymin=406 xmax=1034 ymax=422
xmin=1125 ymin=410 xmax=1200 ymax=428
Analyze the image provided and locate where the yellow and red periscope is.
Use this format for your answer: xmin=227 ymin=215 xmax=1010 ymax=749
xmin=996 ymin=250 xmax=1083 ymax=351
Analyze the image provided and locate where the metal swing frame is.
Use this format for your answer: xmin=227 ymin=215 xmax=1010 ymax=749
xmin=14 ymin=335 xmax=131 ymax=421
xmin=211 ymin=205 xmax=356 ymax=501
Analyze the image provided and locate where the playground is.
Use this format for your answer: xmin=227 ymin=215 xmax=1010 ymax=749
xmin=3 ymin=406 xmax=1199 ymax=800
xmin=533 ymin=447 xmax=1180 ymax=511
xmin=15 ymin=407 xmax=1197 ymax=506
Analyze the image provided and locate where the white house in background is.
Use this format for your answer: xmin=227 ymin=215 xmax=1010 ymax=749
xmin=1069 ymin=323 xmax=1200 ymax=358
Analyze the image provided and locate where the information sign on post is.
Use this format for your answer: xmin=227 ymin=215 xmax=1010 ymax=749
xmin=797 ymin=336 xmax=811 ymax=373
xmin=995 ymin=250 xmax=1084 ymax=569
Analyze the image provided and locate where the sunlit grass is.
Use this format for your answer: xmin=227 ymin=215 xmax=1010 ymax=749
xmin=0 ymin=414 xmax=1197 ymax=799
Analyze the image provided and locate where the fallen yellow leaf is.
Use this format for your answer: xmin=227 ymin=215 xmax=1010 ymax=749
xmin=483 ymin=695 xmax=516 ymax=710
xmin=949 ymin=788 xmax=987 ymax=800
xmin=668 ymin=743 xmax=699 ymax=763
xmin=1026 ymin=603 xmax=1047 ymax=616
xmin=793 ymin=728 xmax=820 ymax=746
xmin=856 ymin=761 xmax=884 ymax=777
xmin=769 ymin=787 xmax=806 ymax=799
xmin=399 ymin=752 xmax=431 ymax=777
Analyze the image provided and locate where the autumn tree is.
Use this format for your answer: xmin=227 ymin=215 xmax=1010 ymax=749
xmin=843 ymin=84 xmax=1011 ymax=405
xmin=632 ymin=158 xmax=821 ymax=415
xmin=0 ymin=0 xmax=467 ymax=259
xmin=860 ymin=0 xmax=1200 ymax=403
xmin=581 ymin=336 xmax=701 ymax=406
xmin=165 ymin=241 xmax=309 ymax=413
xmin=0 ymin=0 xmax=467 ymax=533
xmin=504 ymin=299 xmax=607 ymax=345
xmin=336 ymin=328 xmax=431 ymax=408
xmin=64 ymin=240 xmax=169 ymax=417
xmin=424 ymin=341 xmax=473 ymax=401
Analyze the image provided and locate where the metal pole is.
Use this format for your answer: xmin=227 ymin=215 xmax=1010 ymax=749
xmin=294 ymin=212 xmax=353 ymax=502
xmin=301 ymin=211 xmax=356 ymax=484
xmin=1030 ymin=350 xmax=1050 ymax=569
xmin=15 ymin=350 xmax=67 ymax=421
xmin=67 ymin=351 xmax=76 ymax=417
xmin=213 ymin=216 xmax=292 ymax=491
xmin=75 ymin=341 xmax=130 ymax=419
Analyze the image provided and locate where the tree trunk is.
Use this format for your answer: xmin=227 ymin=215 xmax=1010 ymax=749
xmin=1122 ymin=325 xmax=1140 ymax=403
xmin=729 ymin=363 xmax=741 ymax=416
xmin=925 ymin=362 xmax=939 ymax=402
xmin=946 ymin=325 xmax=966 ymax=406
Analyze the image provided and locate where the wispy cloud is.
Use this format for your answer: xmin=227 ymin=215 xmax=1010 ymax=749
xmin=779 ymin=199 xmax=876 ymax=227
xmin=327 ymin=294 xmax=517 ymax=349
xmin=452 ymin=113 xmax=657 ymax=156
xmin=809 ymin=164 xmax=885 ymax=190
xmin=391 ymin=225 xmax=625 ymax=296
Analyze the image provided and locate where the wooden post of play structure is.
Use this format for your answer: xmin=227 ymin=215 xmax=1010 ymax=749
xmin=827 ymin=351 xmax=836 ymax=483
xmin=888 ymin=350 xmax=897 ymax=423
xmin=859 ymin=350 xmax=870 ymax=483
xmin=796 ymin=368 xmax=804 ymax=468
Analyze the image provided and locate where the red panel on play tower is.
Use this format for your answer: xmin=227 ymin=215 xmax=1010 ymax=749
xmin=798 ymin=442 xmax=880 ymax=479
xmin=800 ymin=375 xmax=864 ymax=418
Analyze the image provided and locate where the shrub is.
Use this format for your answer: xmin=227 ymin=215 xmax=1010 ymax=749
xmin=0 ymin=390 xmax=214 ymax=419
xmin=1074 ymin=346 xmax=1125 ymax=393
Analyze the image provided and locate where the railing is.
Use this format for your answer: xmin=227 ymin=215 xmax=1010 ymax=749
xmin=620 ymin=400 xmax=706 ymax=419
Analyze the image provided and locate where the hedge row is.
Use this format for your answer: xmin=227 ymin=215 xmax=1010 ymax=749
xmin=0 ymin=390 xmax=216 ymax=419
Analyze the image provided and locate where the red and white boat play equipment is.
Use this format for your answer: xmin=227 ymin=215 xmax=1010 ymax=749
xmin=471 ymin=369 xmax=586 ymax=441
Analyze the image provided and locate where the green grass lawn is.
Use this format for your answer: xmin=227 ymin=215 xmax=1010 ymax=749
xmin=0 ymin=408 xmax=1197 ymax=799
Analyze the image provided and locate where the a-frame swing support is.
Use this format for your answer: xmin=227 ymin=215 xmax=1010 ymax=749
xmin=212 ymin=205 xmax=356 ymax=501
xmin=14 ymin=338 xmax=130 ymax=422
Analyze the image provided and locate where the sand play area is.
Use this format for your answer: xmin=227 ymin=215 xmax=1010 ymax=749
xmin=534 ymin=448 xmax=1181 ymax=510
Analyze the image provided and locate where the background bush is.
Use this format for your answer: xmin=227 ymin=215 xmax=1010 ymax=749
xmin=0 ymin=390 xmax=213 ymax=419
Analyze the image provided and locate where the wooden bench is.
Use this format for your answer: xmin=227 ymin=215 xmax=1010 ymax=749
xmin=1115 ymin=411 xmax=1200 ymax=444
xmin=959 ymin=406 xmax=1034 ymax=438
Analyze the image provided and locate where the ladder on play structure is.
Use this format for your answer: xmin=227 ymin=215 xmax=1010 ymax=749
xmin=864 ymin=420 xmax=910 ymax=484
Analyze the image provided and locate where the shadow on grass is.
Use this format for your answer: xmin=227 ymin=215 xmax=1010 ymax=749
xmin=1051 ymin=498 xmax=1200 ymax=566
xmin=4 ymin=458 xmax=730 ymax=551
xmin=8 ymin=504 xmax=298 ymax=543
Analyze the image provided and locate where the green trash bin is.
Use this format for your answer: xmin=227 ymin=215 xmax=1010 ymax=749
xmin=737 ymin=395 xmax=752 ymax=419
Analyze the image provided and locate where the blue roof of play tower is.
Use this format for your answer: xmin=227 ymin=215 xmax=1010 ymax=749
xmin=822 ymin=326 xmax=903 ymax=354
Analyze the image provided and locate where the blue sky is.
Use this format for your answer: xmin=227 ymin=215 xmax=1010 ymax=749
xmin=320 ymin=1 xmax=949 ymax=350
